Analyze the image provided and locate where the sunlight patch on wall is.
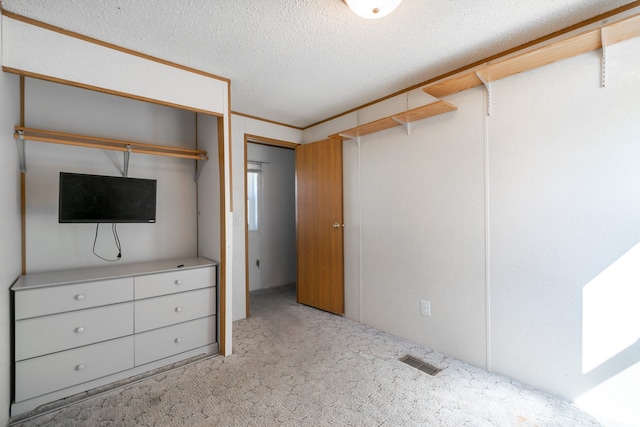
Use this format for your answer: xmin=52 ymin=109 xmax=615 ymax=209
xmin=575 ymin=361 xmax=640 ymax=427
xmin=582 ymin=242 xmax=640 ymax=373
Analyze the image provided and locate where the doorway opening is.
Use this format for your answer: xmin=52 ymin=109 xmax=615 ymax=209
xmin=244 ymin=135 xmax=298 ymax=317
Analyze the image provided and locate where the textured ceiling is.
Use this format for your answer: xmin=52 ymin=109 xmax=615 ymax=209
xmin=1 ymin=0 xmax=634 ymax=128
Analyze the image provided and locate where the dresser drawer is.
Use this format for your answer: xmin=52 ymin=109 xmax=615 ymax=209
xmin=135 ymin=316 xmax=215 ymax=366
xmin=135 ymin=267 xmax=214 ymax=299
xmin=15 ymin=336 xmax=134 ymax=402
xmin=15 ymin=303 xmax=133 ymax=361
xmin=135 ymin=287 xmax=216 ymax=333
xmin=15 ymin=278 xmax=133 ymax=320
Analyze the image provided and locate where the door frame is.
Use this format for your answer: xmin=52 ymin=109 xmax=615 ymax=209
xmin=243 ymin=134 xmax=299 ymax=317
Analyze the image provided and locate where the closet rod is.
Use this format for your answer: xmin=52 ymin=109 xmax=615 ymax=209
xmin=14 ymin=126 xmax=208 ymax=161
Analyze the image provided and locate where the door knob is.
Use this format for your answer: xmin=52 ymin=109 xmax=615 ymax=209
xmin=332 ymin=222 xmax=343 ymax=228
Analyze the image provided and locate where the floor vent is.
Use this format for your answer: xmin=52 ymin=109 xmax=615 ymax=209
xmin=399 ymin=355 xmax=441 ymax=376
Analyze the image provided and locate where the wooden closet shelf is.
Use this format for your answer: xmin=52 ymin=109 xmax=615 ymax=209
xmin=393 ymin=100 xmax=457 ymax=123
xmin=14 ymin=126 xmax=208 ymax=161
xmin=423 ymin=12 xmax=640 ymax=98
xmin=335 ymin=100 xmax=457 ymax=139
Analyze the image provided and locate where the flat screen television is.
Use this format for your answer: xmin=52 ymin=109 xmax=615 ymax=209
xmin=59 ymin=172 xmax=157 ymax=223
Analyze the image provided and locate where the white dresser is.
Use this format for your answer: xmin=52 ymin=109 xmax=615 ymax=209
xmin=11 ymin=257 xmax=218 ymax=416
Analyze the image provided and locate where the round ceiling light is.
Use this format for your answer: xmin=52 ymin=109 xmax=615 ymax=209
xmin=345 ymin=0 xmax=403 ymax=19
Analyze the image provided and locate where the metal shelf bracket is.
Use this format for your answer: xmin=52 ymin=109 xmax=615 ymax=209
xmin=123 ymin=144 xmax=131 ymax=177
xmin=16 ymin=129 xmax=26 ymax=173
xmin=392 ymin=117 xmax=411 ymax=135
xmin=338 ymin=133 xmax=361 ymax=146
xmin=476 ymin=72 xmax=492 ymax=116
xmin=601 ymin=27 xmax=608 ymax=88
xmin=194 ymin=154 xmax=206 ymax=182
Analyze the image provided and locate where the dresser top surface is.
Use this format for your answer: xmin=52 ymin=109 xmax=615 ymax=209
xmin=12 ymin=257 xmax=217 ymax=291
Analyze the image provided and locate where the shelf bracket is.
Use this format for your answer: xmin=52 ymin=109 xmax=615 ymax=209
xmin=338 ymin=133 xmax=361 ymax=146
xmin=476 ymin=72 xmax=492 ymax=116
xmin=16 ymin=129 xmax=26 ymax=173
xmin=392 ymin=117 xmax=411 ymax=135
xmin=123 ymin=145 xmax=131 ymax=177
xmin=600 ymin=27 xmax=608 ymax=88
xmin=194 ymin=154 xmax=206 ymax=182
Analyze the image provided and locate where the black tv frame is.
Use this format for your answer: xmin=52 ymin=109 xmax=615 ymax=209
xmin=58 ymin=172 xmax=157 ymax=224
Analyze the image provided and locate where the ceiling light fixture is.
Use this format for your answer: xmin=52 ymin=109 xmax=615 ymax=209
xmin=344 ymin=0 xmax=402 ymax=19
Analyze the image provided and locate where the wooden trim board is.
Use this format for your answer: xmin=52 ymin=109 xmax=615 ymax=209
xmin=4 ymin=68 xmax=224 ymax=118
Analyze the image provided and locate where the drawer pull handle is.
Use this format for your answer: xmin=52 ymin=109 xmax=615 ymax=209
xmin=75 ymin=294 xmax=85 ymax=301
xmin=75 ymin=327 xmax=85 ymax=333
xmin=75 ymin=364 xmax=86 ymax=371
xmin=175 ymin=280 xmax=182 ymax=285
xmin=175 ymin=307 xmax=182 ymax=313
xmin=175 ymin=338 xmax=182 ymax=343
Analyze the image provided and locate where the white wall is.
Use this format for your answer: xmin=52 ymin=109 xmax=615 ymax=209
xmin=197 ymin=114 xmax=222 ymax=264
xmin=488 ymin=39 xmax=640 ymax=426
xmin=230 ymin=114 xmax=301 ymax=320
xmin=246 ymin=143 xmax=296 ymax=290
xmin=341 ymin=87 xmax=488 ymax=368
xmin=23 ymin=78 xmax=199 ymax=272
xmin=304 ymin=36 xmax=640 ymax=426
xmin=0 ymin=19 xmax=22 ymax=426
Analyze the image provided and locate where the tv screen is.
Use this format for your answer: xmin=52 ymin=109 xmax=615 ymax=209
xmin=59 ymin=172 xmax=157 ymax=223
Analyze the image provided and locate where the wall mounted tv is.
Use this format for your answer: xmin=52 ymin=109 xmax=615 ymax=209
xmin=59 ymin=172 xmax=157 ymax=223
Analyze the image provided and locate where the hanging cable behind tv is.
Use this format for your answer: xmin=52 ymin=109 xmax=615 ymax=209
xmin=92 ymin=223 xmax=122 ymax=262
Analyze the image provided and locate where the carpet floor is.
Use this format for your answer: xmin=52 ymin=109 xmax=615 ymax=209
xmin=12 ymin=284 xmax=600 ymax=426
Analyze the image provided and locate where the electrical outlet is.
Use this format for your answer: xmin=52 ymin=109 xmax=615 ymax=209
xmin=420 ymin=300 xmax=431 ymax=317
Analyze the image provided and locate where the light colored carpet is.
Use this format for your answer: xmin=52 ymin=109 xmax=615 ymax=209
xmin=12 ymin=284 xmax=600 ymax=426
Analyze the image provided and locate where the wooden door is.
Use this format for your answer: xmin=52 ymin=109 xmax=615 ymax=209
xmin=296 ymin=137 xmax=344 ymax=315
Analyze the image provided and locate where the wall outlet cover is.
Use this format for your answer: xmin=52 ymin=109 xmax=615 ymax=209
xmin=420 ymin=300 xmax=431 ymax=317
